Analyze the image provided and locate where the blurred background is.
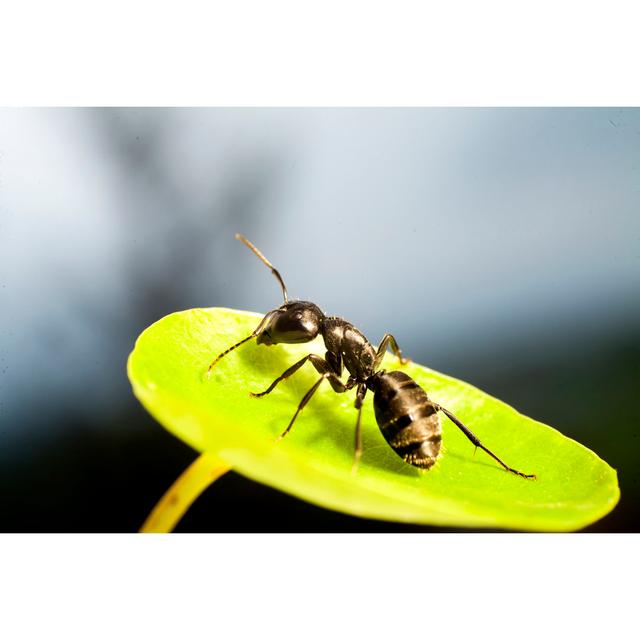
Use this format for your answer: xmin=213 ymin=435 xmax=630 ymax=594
xmin=0 ymin=107 xmax=638 ymax=532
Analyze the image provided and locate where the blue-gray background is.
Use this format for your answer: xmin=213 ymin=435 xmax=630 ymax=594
xmin=1 ymin=108 xmax=638 ymax=531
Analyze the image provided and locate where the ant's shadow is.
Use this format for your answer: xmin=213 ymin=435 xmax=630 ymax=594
xmin=444 ymin=450 xmax=509 ymax=474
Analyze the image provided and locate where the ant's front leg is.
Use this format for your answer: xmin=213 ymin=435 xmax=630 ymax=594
xmin=277 ymin=367 xmax=354 ymax=441
xmin=250 ymin=354 xmax=345 ymax=398
xmin=373 ymin=333 xmax=410 ymax=370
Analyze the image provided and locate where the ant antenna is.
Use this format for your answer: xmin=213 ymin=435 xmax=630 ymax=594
xmin=206 ymin=306 xmax=274 ymax=377
xmin=206 ymin=333 xmax=255 ymax=378
xmin=236 ymin=233 xmax=289 ymax=303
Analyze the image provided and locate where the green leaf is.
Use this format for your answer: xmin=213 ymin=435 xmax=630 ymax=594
xmin=128 ymin=308 xmax=619 ymax=531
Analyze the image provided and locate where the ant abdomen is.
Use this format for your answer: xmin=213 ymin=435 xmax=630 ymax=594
xmin=370 ymin=370 xmax=442 ymax=469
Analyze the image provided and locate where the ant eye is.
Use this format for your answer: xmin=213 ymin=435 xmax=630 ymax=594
xmin=293 ymin=311 xmax=303 ymax=320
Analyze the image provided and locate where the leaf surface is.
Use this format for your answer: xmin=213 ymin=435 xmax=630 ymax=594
xmin=128 ymin=308 xmax=619 ymax=531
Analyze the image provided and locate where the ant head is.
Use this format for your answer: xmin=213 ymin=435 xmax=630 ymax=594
xmin=255 ymin=301 xmax=324 ymax=346
xmin=206 ymin=237 xmax=324 ymax=375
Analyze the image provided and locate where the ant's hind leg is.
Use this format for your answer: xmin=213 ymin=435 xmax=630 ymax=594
xmin=435 ymin=403 xmax=536 ymax=480
xmin=374 ymin=334 xmax=410 ymax=370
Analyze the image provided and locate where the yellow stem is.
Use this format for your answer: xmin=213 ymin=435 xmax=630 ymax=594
xmin=139 ymin=452 xmax=232 ymax=533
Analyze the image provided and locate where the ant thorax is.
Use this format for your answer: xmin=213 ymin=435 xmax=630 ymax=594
xmin=321 ymin=317 xmax=377 ymax=381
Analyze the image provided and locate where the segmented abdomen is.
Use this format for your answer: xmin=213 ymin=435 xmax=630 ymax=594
xmin=372 ymin=371 xmax=441 ymax=469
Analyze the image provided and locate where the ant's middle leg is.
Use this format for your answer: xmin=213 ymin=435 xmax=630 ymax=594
xmin=374 ymin=333 xmax=410 ymax=370
xmin=351 ymin=384 xmax=368 ymax=473
xmin=250 ymin=354 xmax=343 ymax=398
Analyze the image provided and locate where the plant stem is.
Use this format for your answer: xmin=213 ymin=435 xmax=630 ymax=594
xmin=139 ymin=452 xmax=231 ymax=533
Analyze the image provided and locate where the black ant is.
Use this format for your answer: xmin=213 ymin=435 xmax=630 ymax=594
xmin=207 ymin=234 xmax=535 ymax=479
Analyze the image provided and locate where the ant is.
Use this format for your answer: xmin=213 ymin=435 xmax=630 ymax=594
xmin=207 ymin=234 xmax=535 ymax=479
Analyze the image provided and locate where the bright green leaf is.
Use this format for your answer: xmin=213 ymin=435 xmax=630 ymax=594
xmin=128 ymin=308 xmax=619 ymax=531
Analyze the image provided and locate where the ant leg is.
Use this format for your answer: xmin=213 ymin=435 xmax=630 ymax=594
xmin=250 ymin=354 xmax=314 ymax=397
xmin=351 ymin=384 xmax=367 ymax=473
xmin=373 ymin=333 xmax=410 ymax=370
xmin=277 ymin=369 xmax=354 ymax=441
xmin=277 ymin=375 xmax=326 ymax=440
xmin=251 ymin=354 xmax=344 ymax=397
xmin=435 ymin=404 xmax=536 ymax=480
